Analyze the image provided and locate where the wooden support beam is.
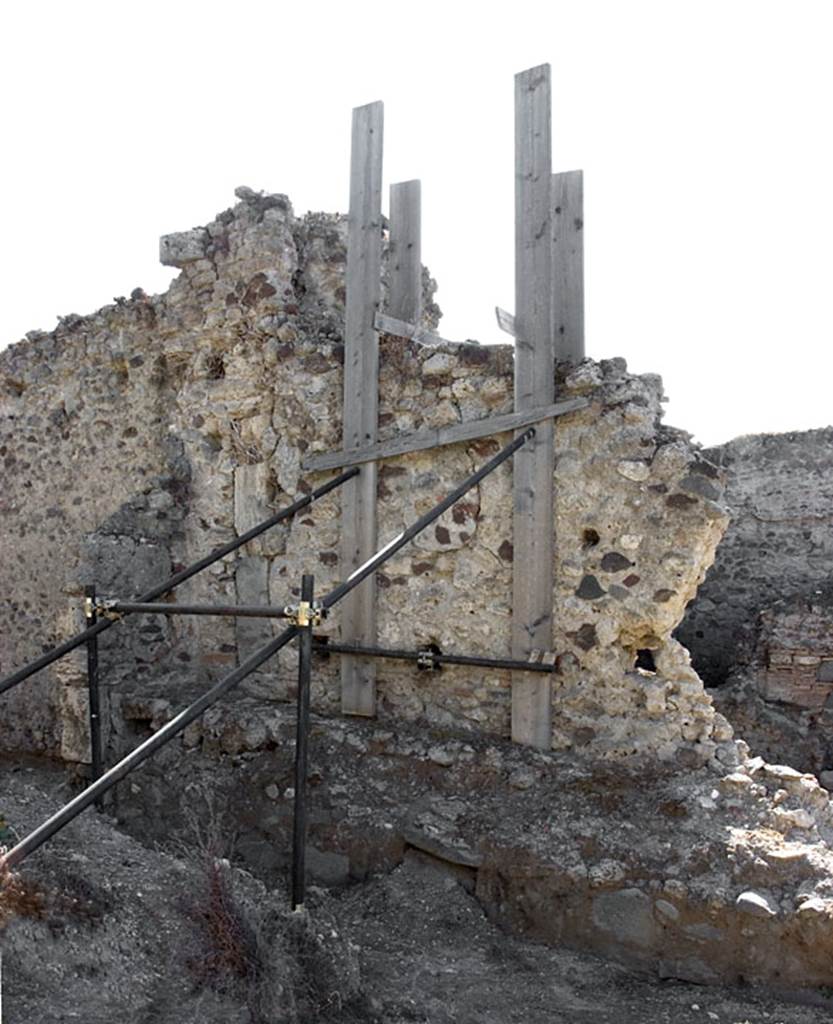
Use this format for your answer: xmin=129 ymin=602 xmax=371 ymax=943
xmin=497 ymin=171 xmax=585 ymax=362
xmin=512 ymin=64 xmax=554 ymax=750
xmin=495 ymin=306 xmax=516 ymax=338
xmin=373 ymin=311 xmax=450 ymax=347
xmin=341 ymin=100 xmax=383 ymax=717
xmin=552 ymin=169 xmax=585 ymax=364
xmin=301 ymin=396 xmax=587 ymax=472
xmin=389 ymin=180 xmax=422 ymax=324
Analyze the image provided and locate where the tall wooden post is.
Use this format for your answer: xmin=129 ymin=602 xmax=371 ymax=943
xmin=552 ymin=169 xmax=585 ymax=363
xmin=389 ymin=180 xmax=422 ymax=324
xmin=341 ymin=101 xmax=383 ymax=716
xmin=511 ymin=64 xmax=554 ymax=749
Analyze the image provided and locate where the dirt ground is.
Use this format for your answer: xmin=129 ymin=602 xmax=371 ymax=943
xmin=0 ymin=758 xmax=829 ymax=1024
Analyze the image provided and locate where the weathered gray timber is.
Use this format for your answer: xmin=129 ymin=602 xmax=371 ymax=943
xmin=341 ymin=101 xmax=384 ymax=717
xmin=388 ymin=180 xmax=422 ymax=324
xmin=512 ymin=64 xmax=554 ymax=749
xmin=301 ymin=397 xmax=588 ymax=472
xmin=495 ymin=306 xmax=517 ymax=338
xmin=373 ymin=311 xmax=449 ymax=346
xmin=552 ymin=169 xmax=584 ymax=364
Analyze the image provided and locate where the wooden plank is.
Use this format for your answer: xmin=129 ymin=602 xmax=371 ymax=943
xmin=301 ymin=396 xmax=588 ymax=472
xmin=389 ymin=180 xmax=422 ymax=324
xmin=552 ymin=169 xmax=585 ymax=364
xmin=341 ymin=100 xmax=383 ymax=717
xmin=512 ymin=64 xmax=554 ymax=750
xmin=495 ymin=306 xmax=516 ymax=338
xmin=374 ymin=311 xmax=450 ymax=347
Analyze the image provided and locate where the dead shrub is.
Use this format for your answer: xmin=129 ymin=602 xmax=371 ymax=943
xmin=182 ymin=854 xmax=261 ymax=996
xmin=172 ymin=788 xmax=374 ymax=1023
xmin=0 ymin=856 xmax=46 ymax=928
xmin=0 ymin=849 xmax=112 ymax=934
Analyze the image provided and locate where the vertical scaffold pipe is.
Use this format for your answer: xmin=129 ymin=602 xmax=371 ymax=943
xmin=291 ymin=574 xmax=314 ymax=910
xmin=84 ymin=585 xmax=104 ymax=808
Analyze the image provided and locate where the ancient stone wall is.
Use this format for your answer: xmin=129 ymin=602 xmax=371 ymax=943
xmin=749 ymin=586 xmax=833 ymax=710
xmin=679 ymin=429 xmax=833 ymax=684
xmin=708 ymin=585 xmax=833 ymax=775
xmin=1 ymin=188 xmax=732 ymax=768
xmin=13 ymin=189 xmax=833 ymax=1003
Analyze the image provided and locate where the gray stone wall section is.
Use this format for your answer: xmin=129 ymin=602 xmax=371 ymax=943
xmin=679 ymin=428 xmax=833 ymax=684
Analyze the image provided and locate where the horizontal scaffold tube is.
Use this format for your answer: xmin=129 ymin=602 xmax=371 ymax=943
xmin=1 ymin=428 xmax=533 ymax=869
xmin=0 ymin=467 xmax=358 ymax=696
xmin=313 ymin=640 xmax=556 ymax=674
xmin=98 ymin=602 xmax=292 ymax=620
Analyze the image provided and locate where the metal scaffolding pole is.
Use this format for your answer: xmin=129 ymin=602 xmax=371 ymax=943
xmin=291 ymin=574 xmax=314 ymax=910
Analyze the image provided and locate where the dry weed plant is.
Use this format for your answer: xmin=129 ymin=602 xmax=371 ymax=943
xmin=0 ymin=848 xmax=111 ymax=935
xmin=172 ymin=787 xmax=374 ymax=1023
xmin=0 ymin=855 xmax=46 ymax=928
xmin=173 ymin=789 xmax=289 ymax=1022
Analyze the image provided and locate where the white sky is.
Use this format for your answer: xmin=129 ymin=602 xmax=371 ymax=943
xmin=2 ymin=0 xmax=831 ymax=447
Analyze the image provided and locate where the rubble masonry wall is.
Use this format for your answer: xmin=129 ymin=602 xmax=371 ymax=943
xmin=1 ymin=189 xmax=732 ymax=767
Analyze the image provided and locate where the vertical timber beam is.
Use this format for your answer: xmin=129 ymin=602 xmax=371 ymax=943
xmin=341 ymin=101 xmax=384 ymax=716
xmin=389 ymin=180 xmax=422 ymax=324
xmin=512 ymin=64 xmax=554 ymax=749
xmin=552 ymin=169 xmax=585 ymax=364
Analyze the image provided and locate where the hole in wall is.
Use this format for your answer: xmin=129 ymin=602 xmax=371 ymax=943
xmin=635 ymin=649 xmax=657 ymax=673
xmin=206 ymin=354 xmax=226 ymax=380
xmin=582 ymin=528 xmax=600 ymax=549
xmin=417 ymin=642 xmax=442 ymax=672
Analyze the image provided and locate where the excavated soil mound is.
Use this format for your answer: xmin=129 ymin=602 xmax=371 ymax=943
xmin=1 ymin=757 xmax=827 ymax=1024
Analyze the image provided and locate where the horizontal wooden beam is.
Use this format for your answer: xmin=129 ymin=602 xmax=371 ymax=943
xmin=301 ymin=396 xmax=588 ymax=472
xmin=374 ymin=311 xmax=452 ymax=346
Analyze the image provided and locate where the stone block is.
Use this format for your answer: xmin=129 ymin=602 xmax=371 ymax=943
xmin=235 ymin=556 xmax=273 ymax=660
xmin=736 ymin=890 xmax=777 ymax=918
xmin=58 ymin=686 xmax=91 ymax=764
xmin=591 ymin=888 xmax=657 ymax=949
xmin=305 ymin=846 xmax=351 ymax=887
xmin=234 ymin=463 xmax=278 ymax=556
xmin=159 ymin=228 xmax=209 ymax=267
